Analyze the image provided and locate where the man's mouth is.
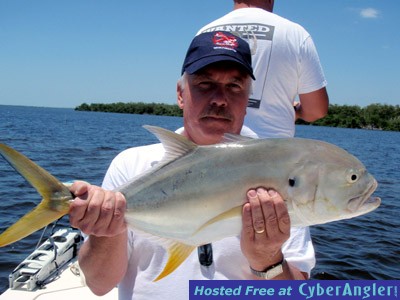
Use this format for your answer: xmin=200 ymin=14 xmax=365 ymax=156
xmin=201 ymin=115 xmax=232 ymax=122
xmin=200 ymin=106 xmax=233 ymax=122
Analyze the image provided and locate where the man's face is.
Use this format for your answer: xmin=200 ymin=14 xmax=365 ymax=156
xmin=177 ymin=62 xmax=251 ymax=145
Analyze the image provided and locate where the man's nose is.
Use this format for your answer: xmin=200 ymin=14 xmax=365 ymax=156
xmin=210 ymin=87 xmax=228 ymax=107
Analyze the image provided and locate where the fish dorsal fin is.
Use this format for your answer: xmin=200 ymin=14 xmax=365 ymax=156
xmin=143 ymin=125 xmax=197 ymax=162
xmin=221 ymin=133 xmax=255 ymax=143
xmin=153 ymin=242 xmax=196 ymax=282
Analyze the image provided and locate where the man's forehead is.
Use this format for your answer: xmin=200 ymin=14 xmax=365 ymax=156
xmin=191 ymin=62 xmax=249 ymax=79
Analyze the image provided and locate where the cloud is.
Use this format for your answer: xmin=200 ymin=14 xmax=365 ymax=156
xmin=360 ymin=8 xmax=380 ymax=19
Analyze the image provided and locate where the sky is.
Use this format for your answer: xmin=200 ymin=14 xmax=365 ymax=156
xmin=1 ymin=0 xmax=399 ymax=108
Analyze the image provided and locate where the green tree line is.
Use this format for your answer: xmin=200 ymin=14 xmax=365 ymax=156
xmin=296 ymin=103 xmax=400 ymax=131
xmin=75 ymin=102 xmax=400 ymax=132
xmin=75 ymin=102 xmax=183 ymax=117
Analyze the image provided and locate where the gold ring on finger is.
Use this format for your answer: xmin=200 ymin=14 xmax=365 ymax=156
xmin=254 ymin=228 xmax=265 ymax=234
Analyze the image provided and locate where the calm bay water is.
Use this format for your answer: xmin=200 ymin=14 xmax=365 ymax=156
xmin=0 ymin=105 xmax=399 ymax=293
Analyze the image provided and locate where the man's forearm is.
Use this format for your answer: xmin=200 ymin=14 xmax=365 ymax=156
xmin=78 ymin=231 xmax=128 ymax=296
xmin=296 ymin=88 xmax=329 ymax=122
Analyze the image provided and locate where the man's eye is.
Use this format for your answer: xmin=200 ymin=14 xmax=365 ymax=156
xmin=228 ymin=83 xmax=242 ymax=92
xmin=198 ymin=82 xmax=213 ymax=89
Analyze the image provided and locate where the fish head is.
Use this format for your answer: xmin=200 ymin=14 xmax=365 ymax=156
xmin=286 ymin=141 xmax=381 ymax=226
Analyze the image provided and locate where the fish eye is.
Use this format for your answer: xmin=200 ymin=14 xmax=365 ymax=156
xmin=346 ymin=171 xmax=359 ymax=183
xmin=288 ymin=178 xmax=296 ymax=187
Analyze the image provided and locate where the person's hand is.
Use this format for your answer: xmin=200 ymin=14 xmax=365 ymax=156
xmin=68 ymin=181 xmax=127 ymax=237
xmin=240 ymin=187 xmax=290 ymax=271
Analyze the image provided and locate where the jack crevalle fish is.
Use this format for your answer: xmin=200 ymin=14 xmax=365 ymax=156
xmin=0 ymin=126 xmax=381 ymax=281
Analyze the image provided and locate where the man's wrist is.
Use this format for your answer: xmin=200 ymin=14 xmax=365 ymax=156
xmin=250 ymin=258 xmax=285 ymax=279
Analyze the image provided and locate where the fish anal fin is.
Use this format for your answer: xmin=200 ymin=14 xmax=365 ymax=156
xmin=153 ymin=242 xmax=195 ymax=282
xmin=0 ymin=201 xmax=69 ymax=247
xmin=193 ymin=206 xmax=242 ymax=237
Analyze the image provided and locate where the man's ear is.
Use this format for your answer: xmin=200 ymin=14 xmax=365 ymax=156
xmin=177 ymin=82 xmax=184 ymax=109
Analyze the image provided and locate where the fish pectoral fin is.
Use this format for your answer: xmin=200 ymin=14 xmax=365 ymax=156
xmin=0 ymin=201 xmax=68 ymax=247
xmin=153 ymin=242 xmax=195 ymax=282
xmin=193 ymin=206 xmax=242 ymax=236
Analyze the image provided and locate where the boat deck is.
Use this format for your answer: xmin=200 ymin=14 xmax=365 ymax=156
xmin=1 ymin=258 xmax=117 ymax=300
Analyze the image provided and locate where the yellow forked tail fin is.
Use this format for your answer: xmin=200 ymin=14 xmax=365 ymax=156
xmin=0 ymin=143 xmax=73 ymax=247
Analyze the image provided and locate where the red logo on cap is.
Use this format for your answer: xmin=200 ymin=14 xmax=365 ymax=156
xmin=212 ymin=32 xmax=238 ymax=49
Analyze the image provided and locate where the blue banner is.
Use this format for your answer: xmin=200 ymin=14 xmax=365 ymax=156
xmin=189 ymin=280 xmax=399 ymax=300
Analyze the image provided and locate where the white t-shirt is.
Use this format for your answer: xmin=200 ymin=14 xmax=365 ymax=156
xmin=101 ymin=127 xmax=315 ymax=300
xmin=198 ymin=8 xmax=328 ymax=138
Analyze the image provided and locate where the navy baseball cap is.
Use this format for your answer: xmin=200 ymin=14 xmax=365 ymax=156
xmin=182 ymin=31 xmax=255 ymax=80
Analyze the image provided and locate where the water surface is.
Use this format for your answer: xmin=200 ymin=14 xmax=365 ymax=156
xmin=0 ymin=105 xmax=398 ymax=293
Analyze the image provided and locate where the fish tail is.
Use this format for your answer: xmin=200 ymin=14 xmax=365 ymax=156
xmin=0 ymin=143 xmax=73 ymax=247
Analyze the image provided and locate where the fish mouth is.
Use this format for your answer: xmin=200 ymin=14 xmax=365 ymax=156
xmin=347 ymin=179 xmax=381 ymax=213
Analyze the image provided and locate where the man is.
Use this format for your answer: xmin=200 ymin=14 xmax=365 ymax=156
xmin=68 ymin=31 xmax=314 ymax=300
xmin=197 ymin=0 xmax=329 ymax=138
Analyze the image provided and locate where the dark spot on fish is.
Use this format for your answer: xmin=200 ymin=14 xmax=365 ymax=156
xmin=289 ymin=178 xmax=296 ymax=187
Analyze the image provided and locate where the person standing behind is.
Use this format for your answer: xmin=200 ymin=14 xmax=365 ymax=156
xmin=197 ymin=0 xmax=329 ymax=138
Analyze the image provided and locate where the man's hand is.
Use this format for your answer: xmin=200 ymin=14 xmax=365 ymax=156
xmin=240 ymin=187 xmax=290 ymax=272
xmin=68 ymin=181 xmax=127 ymax=237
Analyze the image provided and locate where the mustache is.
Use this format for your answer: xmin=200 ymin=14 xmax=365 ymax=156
xmin=200 ymin=106 xmax=233 ymax=121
